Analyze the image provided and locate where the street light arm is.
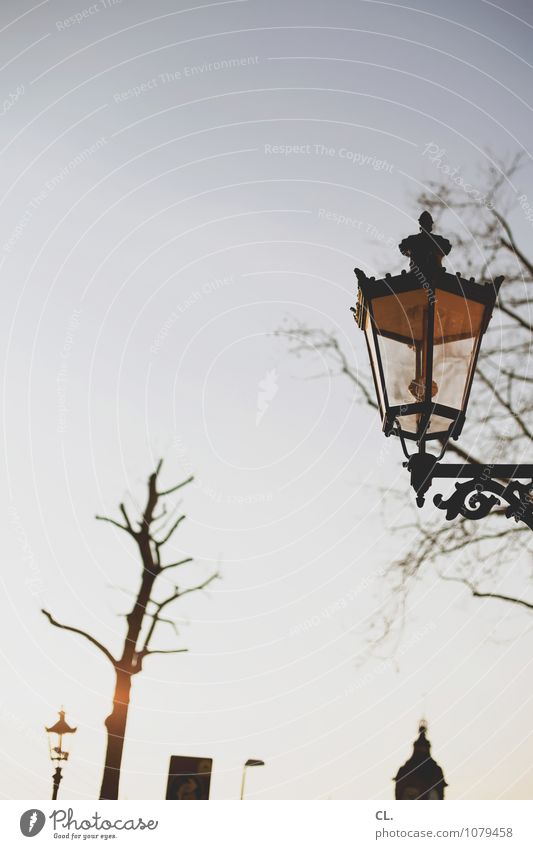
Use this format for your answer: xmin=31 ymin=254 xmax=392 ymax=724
xmin=433 ymin=476 xmax=533 ymax=529
xmin=405 ymin=455 xmax=533 ymax=530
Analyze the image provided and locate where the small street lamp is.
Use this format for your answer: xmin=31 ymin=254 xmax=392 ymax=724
xmin=353 ymin=212 xmax=533 ymax=527
xmin=240 ymin=758 xmax=265 ymax=800
xmin=45 ymin=708 xmax=77 ymax=800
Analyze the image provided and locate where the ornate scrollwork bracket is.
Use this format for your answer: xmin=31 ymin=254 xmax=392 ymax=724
xmin=403 ymin=451 xmax=533 ymax=530
xmin=433 ymin=477 xmax=533 ymax=529
xmin=433 ymin=479 xmax=502 ymax=521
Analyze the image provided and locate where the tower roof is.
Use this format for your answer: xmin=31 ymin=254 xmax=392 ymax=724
xmin=394 ymin=720 xmax=447 ymax=799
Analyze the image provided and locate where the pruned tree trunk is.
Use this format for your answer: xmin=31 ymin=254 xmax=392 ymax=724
xmin=42 ymin=460 xmax=219 ymax=801
xmin=99 ymin=547 xmax=159 ymax=799
xmin=100 ymin=669 xmax=132 ymax=800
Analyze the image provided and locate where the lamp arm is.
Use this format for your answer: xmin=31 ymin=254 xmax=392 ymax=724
xmin=406 ymin=457 xmax=533 ymax=529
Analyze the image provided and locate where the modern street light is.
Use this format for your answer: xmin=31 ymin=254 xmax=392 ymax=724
xmin=240 ymin=758 xmax=265 ymax=800
xmin=353 ymin=211 xmax=533 ymax=528
xmin=45 ymin=708 xmax=77 ymax=800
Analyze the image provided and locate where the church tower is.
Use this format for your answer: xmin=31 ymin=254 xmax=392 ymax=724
xmin=394 ymin=720 xmax=447 ymax=800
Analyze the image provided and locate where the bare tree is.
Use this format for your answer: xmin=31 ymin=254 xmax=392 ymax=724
xmin=281 ymin=154 xmax=533 ymax=618
xmin=42 ymin=460 xmax=219 ymax=799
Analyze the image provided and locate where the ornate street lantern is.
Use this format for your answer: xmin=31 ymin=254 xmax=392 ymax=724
xmin=353 ymin=213 xmax=533 ymax=527
xmin=45 ymin=708 xmax=77 ymax=800
xmin=354 ymin=212 xmax=502 ymax=444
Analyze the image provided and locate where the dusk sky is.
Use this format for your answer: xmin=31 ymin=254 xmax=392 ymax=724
xmin=1 ymin=0 xmax=532 ymax=800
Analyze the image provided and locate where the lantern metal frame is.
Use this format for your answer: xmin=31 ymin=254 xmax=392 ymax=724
xmin=354 ymin=268 xmax=503 ymax=444
xmin=353 ymin=214 xmax=533 ymax=529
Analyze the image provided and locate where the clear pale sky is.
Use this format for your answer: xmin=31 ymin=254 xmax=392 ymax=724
xmin=0 ymin=0 xmax=532 ymax=800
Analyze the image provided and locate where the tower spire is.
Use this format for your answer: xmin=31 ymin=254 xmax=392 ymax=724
xmin=394 ymin=719 xmax=447 ymax=800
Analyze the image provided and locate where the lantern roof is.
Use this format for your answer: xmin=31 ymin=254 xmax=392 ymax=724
xmin=45 ymin=709 xmax=77 ymax=736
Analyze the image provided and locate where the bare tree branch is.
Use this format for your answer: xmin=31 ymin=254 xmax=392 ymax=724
xmin=119 ymin=503 xmax=135 ymax=535
xmin=497 ymin=300 xmax=533 ymax=334
xmin=144 ymin=613 xmax=180 ymax=636
xmin=95 ymin=514 xmax=130 ymax=534
xmin=42 ymin=609 xmax=116 ymax=666
xmin=156 ymin=514 xmax=186 ymax=546
xmin=439 ymin=575 xmax=533 ymax=611
xmin=158 ymin=475 xmax=194 ymax=497
xmin=141 ymin=572 xmax=219 ymax=654
xmin=151 ymin=505 xmax=168 ymax=525
xmin=161 ymin=557 xmax=194 ymax=571
xmin=141 ymin=648 xmax=188 ymax=658
xmin=492 ymin=208 xmax=533 ymax=278
xmin=167 ymin=572 xmax=220 ymax=602
xmin=477 ymin=368 xmax=533 ymax=441
xmin=139 ymin=463 xmax=163 ymax=533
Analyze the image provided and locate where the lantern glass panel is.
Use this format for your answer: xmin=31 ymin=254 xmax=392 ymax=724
xmin=370 ymin=289 xmax=430 ymax=406
xmin=377 ymin=334 xmax=419 ymax=406
xmin=371 ymin=288 xmax=427 ymax=344
xmin=364 ymin=310 xmax=386 ymax=414
xmin=432 ymin=290 xmax=485 ymax=411
xmin=426 ymin=413 xmax=458 ymax=435
xmin=432 ymin=337 xmax=477 ymax=411
xmin=395 ymin=414 xmax=420 ymax=434
xmin=396 ymin=412 xmax=457 ymax=438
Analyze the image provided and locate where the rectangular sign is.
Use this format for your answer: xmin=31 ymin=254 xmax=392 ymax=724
xmin=165 ymin=755 xmax=213 ymax=800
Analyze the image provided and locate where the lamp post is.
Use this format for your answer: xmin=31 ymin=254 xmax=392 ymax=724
xmin=240 ymin=758 xmax=265 ymax=800
xmin=353 ymin=211 xmax=533 ymax=528
xmin=45 ymin=708 xmax=77 ymax=801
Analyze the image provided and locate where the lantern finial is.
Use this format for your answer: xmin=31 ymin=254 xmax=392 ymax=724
xmin=399 ymin=212 xmax=452 ymax=276
xmin=418 ymin=211 xmax=433 ymax=232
